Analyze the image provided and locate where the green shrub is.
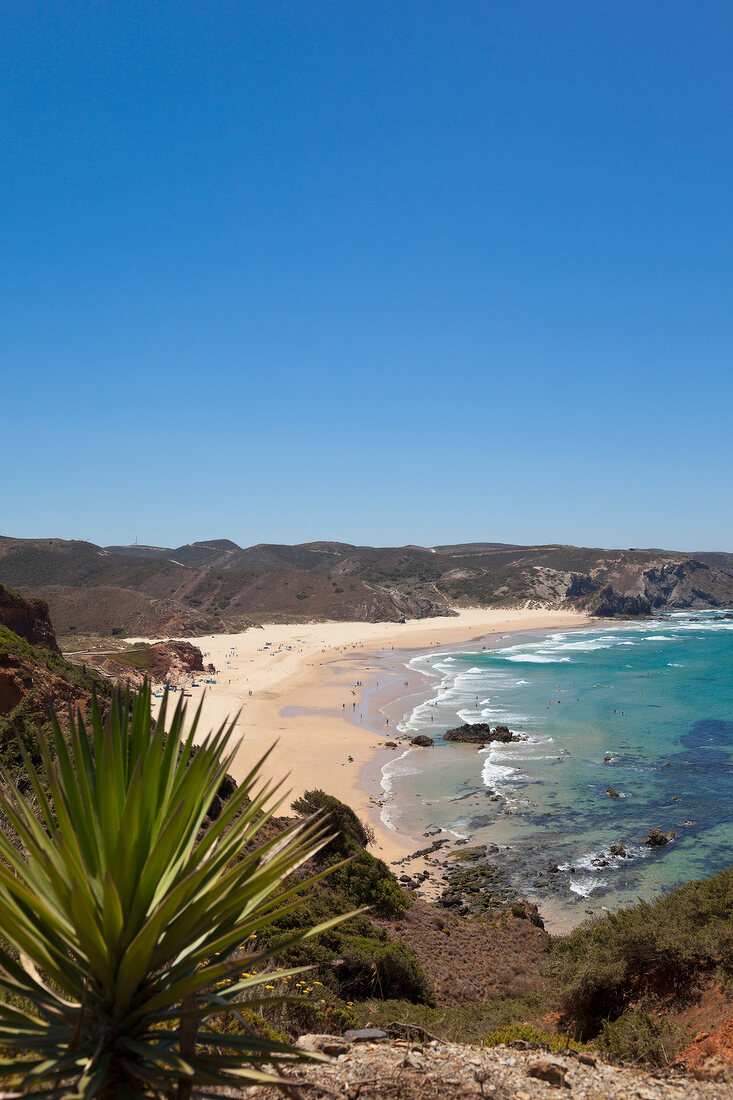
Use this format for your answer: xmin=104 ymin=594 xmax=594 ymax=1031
xmin=327 ymin=849 xmax=409 ymax=916
xmin=596 ymin=1008 xmax=682 ymax=1066
xmin=291 ymin=790 xmax=405 ymax=917
xmin=335 ymin=935 xmax=434 ymax=1005
xmin=254 ymin=886 xmax=431 ymax=1007
xmin=292 ymin=789 xmax=374 ymax=854
xmin=485 ymin=1023 xmax=585 ymax=1053
xmin=547 ymin=869 xmax=733 ymax=1038
xmin=351 ymin=993 xmax=552 ymax=1044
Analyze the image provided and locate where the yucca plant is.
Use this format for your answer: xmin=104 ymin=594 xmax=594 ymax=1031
xmin=0 ymin=684 xmax=348 ymax=1098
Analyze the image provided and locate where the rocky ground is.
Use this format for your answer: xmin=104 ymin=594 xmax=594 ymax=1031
xmin=227 ymin=1037 xmax=733 ymax=1099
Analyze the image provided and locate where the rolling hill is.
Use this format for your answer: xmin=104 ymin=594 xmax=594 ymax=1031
xmin=1 ymin=535 xmax=733 ymax=639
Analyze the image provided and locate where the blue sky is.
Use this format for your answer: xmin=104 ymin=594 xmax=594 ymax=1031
xmin=3 ymin=1 xmax=732 ymax=551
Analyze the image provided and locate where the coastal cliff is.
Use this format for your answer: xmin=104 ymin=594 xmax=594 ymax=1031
xmin=0 ymin=583 xmax=60 ymax=652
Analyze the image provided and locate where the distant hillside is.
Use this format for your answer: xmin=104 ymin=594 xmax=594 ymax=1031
xmin=2 ymin=534 xmax=733 ymax=639
xmin=106 ymin=539 xmax=241 ymax=569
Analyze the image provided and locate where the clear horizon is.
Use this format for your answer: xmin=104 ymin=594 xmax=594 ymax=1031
xmin=4 ymin=2 xmax=732 ymax=551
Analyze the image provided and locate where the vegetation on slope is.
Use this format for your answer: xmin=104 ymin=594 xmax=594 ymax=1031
xmin=253 ymin=790 xmax=434 ymax=1013
xmin=546 ymin=868 xmax=733 ymax=1061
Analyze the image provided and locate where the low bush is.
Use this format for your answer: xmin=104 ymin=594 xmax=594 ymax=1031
xmin=254 ymin=885 xmax=433 ymax=1007
xmin=292 ymin=789 xmax=406 ymax=917
xmin=350 ymin=993 xmax=552 ymax=1044
xmin=547 ymin=869 xmax=733 ymax=1040
xmin=596 ymin=1008 xmax=682 ymax=1067
xmin=484 ymin=1022 xmax=586 ymax=1053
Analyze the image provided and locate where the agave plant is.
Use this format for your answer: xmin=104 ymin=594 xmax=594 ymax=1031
xmin=0 ymin=684 xmax=347 ymax=1098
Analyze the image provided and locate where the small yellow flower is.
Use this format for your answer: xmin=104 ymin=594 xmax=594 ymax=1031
xmin=265 ymin=984 xmax=275 ymax=990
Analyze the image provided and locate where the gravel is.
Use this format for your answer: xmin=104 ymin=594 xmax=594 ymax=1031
xmin=218 ymin=1039 xmax=733 ymax=1099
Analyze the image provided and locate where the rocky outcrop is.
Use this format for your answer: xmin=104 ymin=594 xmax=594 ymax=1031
xmin=584 ymin=560 xmax=733 ymax=618
xmin=410 ymin=734 xmax=434 ymax=747
xmin=443 ymin=723 xmax=524 ymax=745
xmin=0 ymin=584 xmax=60 ymax=652
xmin=589 ymin=584 xmax=652 ymax=617
xmin=75 ymin=640 xmax=206 ymax=688
xmin=0 ymin=651 xmax=91 ymax=719
xmin=646 ymin=828 xmax=677 ymax=847
xmin=149 ymin=640 xmax=205 ymax=680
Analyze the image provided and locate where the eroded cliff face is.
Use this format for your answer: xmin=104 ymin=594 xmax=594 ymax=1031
xmin=583 ymin=559 xmax=733 ymax=617
xmin=0 ymin=584 xmax=60 ymax=652
xmin=0 ymin=651 xmax=92 ymax=719
xmin=493 ymin=559 xmax=733 ymax=618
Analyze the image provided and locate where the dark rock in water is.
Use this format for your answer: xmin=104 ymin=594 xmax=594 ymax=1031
xmin=606 ymin=787 xmax=621 ymax=798
xmin=410 ymin=734 xmax=434 ymax=747
xmin=443 ymin=722 xmax=524 ymax=745
xmin=609 ymin=843 xmax=627 ymax=857
xmin=645 ymin=828 xmax=670 ymax=847
xmin=604 ymin=754 xmax=613 ymax=763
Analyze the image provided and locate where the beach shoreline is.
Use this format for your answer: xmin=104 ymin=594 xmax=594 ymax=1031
xmin=150 ymin=608 xmax=594 ymax=868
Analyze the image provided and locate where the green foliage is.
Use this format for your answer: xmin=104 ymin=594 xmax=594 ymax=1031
xmin=350 ymin=993 xmax=552 ymax=1044
xmin=328 ymin=850 xmax=409 ymax=916
xmin=254 ymin=884 xmax=433 ymax=1007
xmin=0 ymin=695 xmax=46 ymax=788
xmin=292 ymin=789 xmax=374 ymax=854
xmin=547 ymin=868 xmax=733 ymax=1039
xmin=596 ymin=1008 xmax=682 ymax=1067
xmin=334 ymin=935 xmax=433 ymax=1004
xmin=0 ymin=685 xmax=349 ymax=1097
xmin=291 ymin=790 xmax=406 ymax=916
xmin=484 ymin=1023 xmax=586 ymax=1053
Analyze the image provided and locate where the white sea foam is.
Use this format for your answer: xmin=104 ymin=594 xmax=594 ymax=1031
xmin=380 ymin=749 xmax=420 ymax=795
xmin=569 ymin=876 xmax=607 ymax=898
xmin=380 ymin=751 xmax=419 ymax=833
xmin=503 ymin=653 xmax=573 ymax=664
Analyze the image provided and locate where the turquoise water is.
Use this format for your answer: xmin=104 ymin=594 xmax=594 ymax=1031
xmin=382 ymin=611 xmax=733 ymax=924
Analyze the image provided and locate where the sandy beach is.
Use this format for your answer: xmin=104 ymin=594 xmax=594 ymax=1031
xmin=156 ymin=608 xmax=593 ymax=865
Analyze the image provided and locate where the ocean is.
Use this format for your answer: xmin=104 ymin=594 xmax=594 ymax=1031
xmin=380 ymin=610 xmax=733 ymax=925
